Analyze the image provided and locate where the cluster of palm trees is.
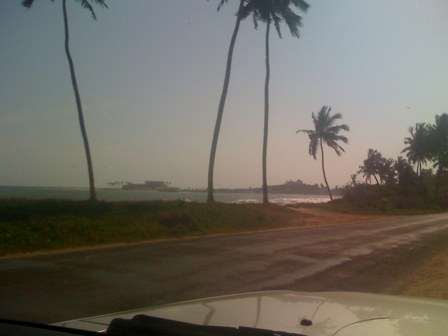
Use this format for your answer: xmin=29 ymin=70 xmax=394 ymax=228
xmin=402 ymin=114 xmax=448 ymax=178
xmin=356 ymin=113 xmax=448 ymax=190
xmin=357 ymin=149 xmax=396 ymax=185
xmin=207 ymin=0 xmax=310 ymax=204
xmin=346 ymin=114 xmax=447 ymax=208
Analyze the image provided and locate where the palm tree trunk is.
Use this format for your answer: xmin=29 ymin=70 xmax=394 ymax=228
xmin=373 ymin=173 xmax=380 ymax=185
xmin=435 ymin=166 xmax=441 ymax=197
xmin=320 ymin=138 xmax=333 ymax=201
xmin=207 ymin=0 xmax=244 ymax=203
xmin=63 ymin=0 xmax=96 ymax=202
xmin=262 ymin=20 xmax=271 ymax=205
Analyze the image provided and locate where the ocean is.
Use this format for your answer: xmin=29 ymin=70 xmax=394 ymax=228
xmin=0 ymin=186 xmax=331 ymax=205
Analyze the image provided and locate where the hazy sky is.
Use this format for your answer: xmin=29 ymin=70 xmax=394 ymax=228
xmin=1 ymin=0 xmax=447 ymax=189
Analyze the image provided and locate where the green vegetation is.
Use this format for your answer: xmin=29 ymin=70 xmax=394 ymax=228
xmin=0 ymin=199 xmax=297 ymax=256
xmin=339 ymin=113 xmax=448 ymax=211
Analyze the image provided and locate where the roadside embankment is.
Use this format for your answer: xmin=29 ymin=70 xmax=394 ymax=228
xmin=0 ymin=199 xmax=387 ymax=256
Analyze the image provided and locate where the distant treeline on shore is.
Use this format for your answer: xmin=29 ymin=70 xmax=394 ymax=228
xmin=187 ymin=179 xmax=332 ymax=195
xmin=109 ymin=179 xmax=334 ymax=195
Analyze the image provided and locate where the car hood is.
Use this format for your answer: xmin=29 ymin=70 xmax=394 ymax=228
xmin=56 ymin=291 xmax=448 ymax=335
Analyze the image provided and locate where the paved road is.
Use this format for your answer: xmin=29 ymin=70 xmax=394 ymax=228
xmin=1 ymin=213 xmax=448 ymax=323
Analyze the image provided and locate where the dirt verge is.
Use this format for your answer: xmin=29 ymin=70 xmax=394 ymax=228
xmin=285 ymin=206 xmax=391 ymax=226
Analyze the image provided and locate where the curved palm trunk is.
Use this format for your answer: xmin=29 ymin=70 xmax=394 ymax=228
xmin=63 ymin=0 xmax=96 ymax=201
xmin=262 ymin=20 xmax=271 ymax=205
xmin=207 ymin=0 xmax=244 ymax=203
xmin=373 ymin=173 xmax=380 ymax=185
xmin=320 ymin=138 xmax=333 ymax=201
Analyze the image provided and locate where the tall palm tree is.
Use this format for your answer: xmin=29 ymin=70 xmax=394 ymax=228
xmin=22 ymin=0 xmax=107 ymax=202
xmin=207 ymin=0 xmax=247 ymax=203
xmin=402 ymin=123 xmax=430 ymax=176
xmin=240 ymin=0 xmax=309 ymax=204
xmin=297 ymin=106 xmax=349 ymax=201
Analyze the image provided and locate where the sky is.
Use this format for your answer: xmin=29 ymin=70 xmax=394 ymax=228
xmin=1 ymin=0 xmax=447 ymax=189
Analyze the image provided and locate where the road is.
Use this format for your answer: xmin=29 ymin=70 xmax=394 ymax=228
xmin=1 ymin=212 xmax=448 ymax=323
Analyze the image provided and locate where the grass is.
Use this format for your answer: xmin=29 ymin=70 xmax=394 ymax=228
xmin=0 ymin=199 xmax=298 ymax=256
xmin=288 ymin=200 xmax=446 ymax=216
xmin=1 ymin=198 xmax=444 ymax=256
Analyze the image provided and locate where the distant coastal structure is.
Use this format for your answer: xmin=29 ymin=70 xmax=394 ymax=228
xmin=122 ymin=181 xmax=179 ymax=192
xmin=107 ymin=179 xmax=338 ymax=195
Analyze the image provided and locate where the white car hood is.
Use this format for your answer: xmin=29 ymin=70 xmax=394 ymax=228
xmin=57 ymin=291 xmax=448 ymax=335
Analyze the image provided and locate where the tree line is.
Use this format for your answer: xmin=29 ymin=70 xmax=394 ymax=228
xmin=343 ymin=114 xmax=448 ymax=209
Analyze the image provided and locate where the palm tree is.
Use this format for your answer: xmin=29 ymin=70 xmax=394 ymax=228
xmin=429 ymin=113 xmax=448 ymax=196
xmin=240 ymin=0 xmax=309 ymax=204
xmin=429 ymin=114 xmax=448 ymax=174
xmin=402 ymin=123 xmax=430 ymax=176
xmin=358 ymin=149 xmax=383 ymax=185
xmin=395 ymin=156 xmax=417 ymax=186
xmin=207 ymin=0 xmax=247 ymax=203
xmin=297 ymin=106 xmax=349 ymax=201
xmin=22 ymin=0 xmax=107 ymax=202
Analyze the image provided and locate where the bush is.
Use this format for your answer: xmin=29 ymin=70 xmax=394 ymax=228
xmin=341 ymin=182 xmax=441 ymax=211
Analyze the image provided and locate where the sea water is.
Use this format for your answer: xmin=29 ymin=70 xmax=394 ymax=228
xmin=0 ymin=186 xmax=330 ymax=204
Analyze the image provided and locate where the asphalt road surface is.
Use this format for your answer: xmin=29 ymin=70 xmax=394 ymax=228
xmin=1 ymin=213 xmax=448 ymax=323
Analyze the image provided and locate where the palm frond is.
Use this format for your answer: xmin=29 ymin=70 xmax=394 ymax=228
xmin=77 ymin=0 xmax=97 ymax=20
xmin=308 ymin=133 xmax=318 ymax=159
xmin=244 ymin=0 xmax=308 ymax=38
xmin=339 ymin=124 xmax=350 ymax=132
xmin=22 ymin=0 xmax=106 ymax=18
xmin=273 ymin=14 xmax=282 ymax=38
xmin=336 ymin=134 xmax=349 ymax=144
xmin=279 ymin=6 xmax=302 ymax=38
xmin=75 ymin=0 xmax=107 ymax=20
xmin=252 ymin=13 xmax=259 ymax=29
xmin=21 ymin=0 xmax=35 ymax=8
xmin=324 ymin=132 xmax=348 ymax=143
xmin=240 ymin=1 xmax=260 ymax=30
xmin=326 ymin=140 xmax=345 ymax=156
xmin=217 ymin=0 xmax=228 ymax=11
xmin=92 ymin=0 xmax=108 ymax=9
xmin=326 ymin=124 xmax=350 ymax=134
xmin=296 ymin=129 xmax=313 ymax=135
xmin=327 ymin=112 xmax=343 ymax=127
xmin=300 ymin=105 xmax=349 ymax=160
xmin=291 ymin=0 xmax=310 ymax=12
